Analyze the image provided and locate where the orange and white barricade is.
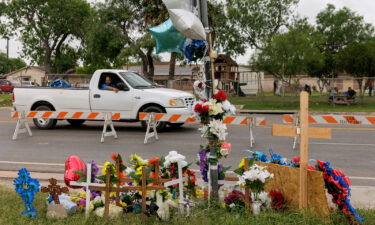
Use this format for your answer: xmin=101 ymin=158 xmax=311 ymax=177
xmin=283 ymin=114 xmax=375 ymax=149
xmin=283 ymin=114 xmax=375 ymax=125
xmin=139 ymin=112 xmax=266 ymax=146
xmin=11 ymin=111 xmax=120 ymax=142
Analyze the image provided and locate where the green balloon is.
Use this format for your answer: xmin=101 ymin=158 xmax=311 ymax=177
xmin=149 ymin=19 xmax=186 ymax=54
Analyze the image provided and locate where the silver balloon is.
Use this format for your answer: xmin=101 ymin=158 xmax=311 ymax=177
xmin=162 ymin=0 xmax=192 ymax=11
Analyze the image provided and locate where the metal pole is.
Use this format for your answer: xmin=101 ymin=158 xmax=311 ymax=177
xmin=199 ymin=0 xmax=219 ymax=200
xmin=199 ymin=0 xmax=212 ymax=99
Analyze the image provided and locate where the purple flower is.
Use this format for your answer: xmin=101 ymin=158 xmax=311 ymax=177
xmin=199 ymin=149 xmax=208 ymax=182
xmin=91 ymin=161 xmax=99 ymax=180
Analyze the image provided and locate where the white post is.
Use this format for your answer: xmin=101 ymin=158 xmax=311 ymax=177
xmin=248 ymin=117 xmax=254 ymax=148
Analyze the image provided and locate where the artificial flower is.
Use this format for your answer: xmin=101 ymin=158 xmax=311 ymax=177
xmin=164 ymin=151 xmax=188 ymax=168
xmin=148 ymin=157 xmax=159 ymax=165
xmin=208 ymin=120 xmax=228 ymax=140
xmin=213 ymin=90 xmax=227 ymax=102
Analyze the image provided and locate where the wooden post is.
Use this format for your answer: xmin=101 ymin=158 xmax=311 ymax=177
xmin=115 ymin=158 xmax=121 ymax=206
xmin=243 ymin=158 xmax=251 ymax=212
xmin=299 ymin=92 xmax=309 ymax=209
xmin=104 ymin=167 xmax=111 ymax=219
xmin=271 ymin=91 xmax=332 ymax=210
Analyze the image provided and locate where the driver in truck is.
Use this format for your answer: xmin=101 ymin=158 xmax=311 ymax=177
xmin=101 ymin=76 xmax=119 ymax=93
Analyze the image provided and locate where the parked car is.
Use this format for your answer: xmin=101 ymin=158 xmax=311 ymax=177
xmin=0 ymin=79 xmax=15 ymax=93
xmin=21 ymin=81 xmax=40 ymax=87
xmin=13 ymin=69 xmax=195 ymax=130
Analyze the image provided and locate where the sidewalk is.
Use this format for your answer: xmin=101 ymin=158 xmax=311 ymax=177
xmin=239 ymin=109 xmax=375 ymax=115
xmin=1 ymin=170 xmax=374 ymax=209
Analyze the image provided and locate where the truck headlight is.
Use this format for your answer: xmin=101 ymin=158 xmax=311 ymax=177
xmin=169 ymin=98 xmax=185 ymax=107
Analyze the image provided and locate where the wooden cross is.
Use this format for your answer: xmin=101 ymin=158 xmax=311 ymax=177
xmin=224 ymin=158 xmax=251 ymax=212
xmin=91 ymin=166 xmax=166 ymax=220
xmin=41 ymin=178 xmax=69 ymax=204
xmin=271 ymin=91 xmax=332 ymax=209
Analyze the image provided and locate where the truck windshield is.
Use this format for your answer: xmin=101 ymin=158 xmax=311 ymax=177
xmin=119 ymin=72 xmax=155 ymax=89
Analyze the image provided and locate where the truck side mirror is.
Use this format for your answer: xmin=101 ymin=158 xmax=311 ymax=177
xmin=117 ymin=83 xmax=129 ymax=91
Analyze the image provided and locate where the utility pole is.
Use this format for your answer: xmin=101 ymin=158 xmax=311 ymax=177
xmin=6 ymin=37 xmax=9 ymax=59
xmin=198 ymin=0 xmax=219 ymax=200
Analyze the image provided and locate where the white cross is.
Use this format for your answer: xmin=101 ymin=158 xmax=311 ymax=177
xmin=163 ymin=161 xmax=188 ymax=215
xmin=70 ymin=162 xmax=104 ymax=217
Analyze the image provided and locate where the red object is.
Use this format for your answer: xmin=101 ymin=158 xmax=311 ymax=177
xmin=213 ymin=90 xmax=227 ymax=101
xmin=221 ymin=142 xmax=231 ymax=152
xmin=0 ymin=79 xmax=15 ymax=93
xmin=64 ymin=155 xmax=86 ymax=188
xmin=194 ymin=103 xmax=209 ymax=114
xmin=197 ymin=82 xmax=203 ymax=89
xmin=269 ymin=190 xmax=284 ymax=210
xmin=12 ymin=92 xmax=15 ymax=102
xmin=148 ymin=157 xmax=159 ymax=165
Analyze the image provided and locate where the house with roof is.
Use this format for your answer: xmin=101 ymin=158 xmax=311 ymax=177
xmin=5 ymin=66 xmax=47 ymax=86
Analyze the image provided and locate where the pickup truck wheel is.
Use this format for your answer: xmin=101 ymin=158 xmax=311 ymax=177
xmin=168 ymin=123 xmax=184 ymax=128
xmin=140 ymin=106 xmax=167 ymax=131
xmin=67 ymin=119 xmax=86 ymax=127
xmin=33 ymin=105 xmax=57 ymax=129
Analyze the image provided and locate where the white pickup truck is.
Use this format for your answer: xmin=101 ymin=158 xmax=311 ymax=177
xmin=12 ymin=69 xmax=195 ymax=130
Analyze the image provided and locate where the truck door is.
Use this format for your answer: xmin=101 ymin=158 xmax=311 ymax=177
xmin=90 ymin=72 xmax=135 ymax=118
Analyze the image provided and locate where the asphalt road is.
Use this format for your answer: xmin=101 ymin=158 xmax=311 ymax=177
xmin=1 ymin=107 xmax=375 ymax=186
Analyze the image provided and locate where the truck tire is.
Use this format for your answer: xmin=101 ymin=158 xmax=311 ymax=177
xmin=140 ymin=105 xmax=167 ymax=131
xmin=168 ymin=123 xmax=184 ymax=128
xmin=33 ymin=105 xmax=57 ymax=129
xmin=67 ymin=119 xmax=86 ymax=127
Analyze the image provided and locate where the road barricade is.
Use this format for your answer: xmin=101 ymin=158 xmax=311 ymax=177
xmin=11 ymin=111 xmax=120 ymax=143
xmin=139 ymin=112 xmax=266 ymax=147
xmin=282 ymin=114 xmax=375 ymax=149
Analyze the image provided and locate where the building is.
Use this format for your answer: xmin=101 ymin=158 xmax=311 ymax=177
xmin=5 ymin=66 xmax=47 ymax=86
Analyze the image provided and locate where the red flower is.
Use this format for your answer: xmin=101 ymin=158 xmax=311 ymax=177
xmin=148 ymin=157 xmax=159 ymax=165
xmin=213 ymin=90 xmax=227 ymax=101
xmin=197 ymin=82 xmax=203 ymax=89
xmin=111 ymin=154 xmax=118 ymax=161
xmin=269 ymin=190 xmax=284 ymax=210
xmin=194 ymin=103 xmax=209 ymax=114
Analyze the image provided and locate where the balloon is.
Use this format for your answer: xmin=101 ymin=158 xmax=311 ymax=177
xmin=64 ymin=155 xmax=86 ymax=189
xmin=168 ymin=9 xmax=206 ymax=41
xmin=180 ymin=38 xmax=207 ymax=62
xmin=162 ymin=0 xmax=191 ymax=11
xmin=149 ymin=19 xmax=186 ymax=54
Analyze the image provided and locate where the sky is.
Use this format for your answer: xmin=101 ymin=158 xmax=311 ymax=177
xmin=1 ymin=0 xmax=375 ymax=65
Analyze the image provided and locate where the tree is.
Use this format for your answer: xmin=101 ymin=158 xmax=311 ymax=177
xmin=221 ymin=0 xmax=299 ymax=55
xmin=312 ymin=4 xmax=375 ymax=91
xmin=0 ymin=53 xmax=27 ymax=75
xmin=83 ymin=0 xmax=168 ymax=79
xmin=337 ymin=42 xmax=375 ymax=100
xmin=252 ymin=20 xmax=322 ymax=95
xmin=5 ymin=0 xmax=91 ymax=73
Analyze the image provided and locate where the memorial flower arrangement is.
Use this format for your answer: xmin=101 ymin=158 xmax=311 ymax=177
xmin=236 ymin=163 xmax=274 ymax=214
xmin=248 ymin=150 xmax=364 ymax=223
xmin=223 ymin=190 xmax=251 ymax=212
xmin=127 ymin=154 xmax=150 ymax=185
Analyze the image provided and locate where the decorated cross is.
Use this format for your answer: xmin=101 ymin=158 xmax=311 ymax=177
xmin=69 ymin=162 xmax=105 ymax=217
xmin=91 ymin=166 xmax=165 ymax=220
xmin=271 ymin=91 xmax=332 ymax=209
xmin=162 ymin=161 xmax=189 ymax=214
xmin=41 ymin=178 xmax=69 ymax=204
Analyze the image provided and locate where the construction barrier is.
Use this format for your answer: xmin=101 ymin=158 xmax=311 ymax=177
xmin=283 ymin=114 xmax=375 ymax=150
xmin=283 ymin=114 xmax=375 ymax=125
xmin=11 ymin=111 xmax=119 ymax=143
xmin=139 ymin=112 xmax=266 ymax=147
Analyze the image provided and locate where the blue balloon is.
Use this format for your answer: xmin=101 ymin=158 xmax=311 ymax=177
xmin=149 ymin=19 xmax=186 ymax=54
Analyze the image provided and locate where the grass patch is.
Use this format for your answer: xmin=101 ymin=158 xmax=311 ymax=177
xmin=0 ymin=94 xmax=12 ymax=107
xmin=1 ymin=185 xmax=374 ymax=225
xmin=230 ymin=93 xmax=375 ymax=112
